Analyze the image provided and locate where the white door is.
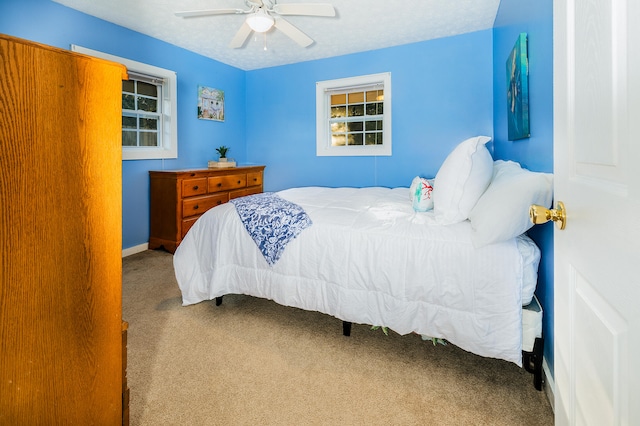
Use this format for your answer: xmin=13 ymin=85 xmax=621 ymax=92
xmin=554 ymin=0 xmax=640 ymax=424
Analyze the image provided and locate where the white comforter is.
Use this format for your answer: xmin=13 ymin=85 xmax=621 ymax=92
xmin=174 ymin=187 xmax=540 ymax=366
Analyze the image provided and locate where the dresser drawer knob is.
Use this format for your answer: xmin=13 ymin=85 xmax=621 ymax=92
xmin=237 ymin=180 xmax=241 ymax=184
xmin=217 ymin=200 xmax=222 ymax=205
xmin=217 ymin=183 xmax=222 ymax=187
xmin=193 ymin=205 xmax=199 ymax=210
xmin=193 ymin=185 xmax=199 ymax=190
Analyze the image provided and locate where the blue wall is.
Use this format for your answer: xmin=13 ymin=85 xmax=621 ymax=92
xmin=245 ymin=32 xmax=494 ymax=190
xmin=0 ymin=0 xmax=247 ymax=249
xmin=492 ymin=0 xmax=554 ymax=376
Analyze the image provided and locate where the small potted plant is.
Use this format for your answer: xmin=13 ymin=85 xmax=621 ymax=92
xmin=215 ymin=145 xmax=229 ymax=162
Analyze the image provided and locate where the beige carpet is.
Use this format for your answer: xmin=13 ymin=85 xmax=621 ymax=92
xmin=123 ymin=249 xmax=554 ymax=425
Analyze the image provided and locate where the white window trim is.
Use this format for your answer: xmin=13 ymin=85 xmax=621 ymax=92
xmin=316 ymin=72 xmax=391 ymax=157
xmin=71 ymin=45 xmax=178 ymax=160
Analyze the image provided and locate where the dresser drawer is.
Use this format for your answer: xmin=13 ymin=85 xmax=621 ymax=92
xmin=182 ymin=178 xmax=208 ymax=197
xmin=230 ymin=186 xmax=263 ymax=200
xmin=208 ymin=174 xmax=247 ymax=193
xmin=182 ymin=194 xmax=227 ymax=218
xmin=247 ymin=172 xmax=263 ymax=187
xmin=181 ymin=216 xmax=199 ymax=238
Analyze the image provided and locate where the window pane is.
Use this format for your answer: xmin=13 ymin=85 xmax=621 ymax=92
xmin=122 ymin=130 xmax=137 ymax=146
xmin=139 ymin=132 xmax=158 ymax=147
xmin=122 ymin=94 xmax=135 ymax=110
xmin=331 ymin=134 xmax=346 ymax=146
xmin=366 ymin=103 xmax=377 ymax=116
xmin=365 ymin=133 xmax=377 ymax=145
xmin=365 ymin=132 xmax=384 ymax=145
xmin=331 ymin=106 xmax=346 ymax=118
xmin=365 ymin=120 xmax=383 ymax=131
xmin=348 ymin=92 xmax=364 ymax=103
xmin=122 ymin=80 xmax=135 ymax=93
xmin=137 ymin=97 xmax=157 ymax=112
xmin=137 ymin=81 xmax=157 ymax=97
xmin=140 ymin=117 xmax=158 ymax=130
xmin=122 ymin=116 xmax=137 ymax=129
xmin=348 ymin=104 xmax=364 ymax=117
xmin=331 ymin=94 xmax=346 ymax=105
xmin=331 ymin=122 xmax=346 ymax=132
xmin=348 ymin=121 xmax=363 ymax=132
xmin=377 ymin=102 xmax=384 ymax=114
xmin=348 ymin=133 xmax=363 ymax=145
xmin=366 ymin=90 xmax=383 ymax=102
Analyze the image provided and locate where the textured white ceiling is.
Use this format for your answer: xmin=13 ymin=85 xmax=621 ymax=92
xmin=53 ymin=0 xmax=500 ymax=71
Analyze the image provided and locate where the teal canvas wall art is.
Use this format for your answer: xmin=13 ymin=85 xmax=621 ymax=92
xmin=506 ymin=33 xmax=530 ymax=140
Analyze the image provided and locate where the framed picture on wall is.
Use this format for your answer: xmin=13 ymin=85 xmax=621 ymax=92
xmin=506 ymin=33 xmax=530 ymax=140
xmin=198 ymin=85 xmax=225 ymax=121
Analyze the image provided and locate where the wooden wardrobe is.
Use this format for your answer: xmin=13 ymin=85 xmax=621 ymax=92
xmin=0 ymin=34 xmax=129 ymax=424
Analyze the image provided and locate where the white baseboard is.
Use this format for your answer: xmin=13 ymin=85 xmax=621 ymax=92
xmin=122 ymin=243 xmax=149 ymax=258
xmin=542 ymin=357 xmax=555 ymax=413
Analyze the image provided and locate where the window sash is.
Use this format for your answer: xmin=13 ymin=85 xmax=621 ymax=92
xmin=326 ymin=83 xmax=386 ymax=149
xmin=122 ymin=78 xmax=163 ymax=148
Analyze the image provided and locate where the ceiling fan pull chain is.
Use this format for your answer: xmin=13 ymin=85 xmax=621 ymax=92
xmin=264 ymin=32 xmax=268 ymax=51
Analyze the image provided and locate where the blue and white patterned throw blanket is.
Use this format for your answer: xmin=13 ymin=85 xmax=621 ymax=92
xmin=230 ymin=192 xmax=312 ymax=266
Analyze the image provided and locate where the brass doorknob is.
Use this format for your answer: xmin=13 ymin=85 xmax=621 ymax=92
xmin=529 ymin=201 xmax=566 ymax=230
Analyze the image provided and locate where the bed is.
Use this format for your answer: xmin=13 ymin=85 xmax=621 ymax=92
xmin=173 ymin=137 xmax=553 ymax=388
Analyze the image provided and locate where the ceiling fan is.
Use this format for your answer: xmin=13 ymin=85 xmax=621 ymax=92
xmin=175 ymin=0 xmax=336 ymax=49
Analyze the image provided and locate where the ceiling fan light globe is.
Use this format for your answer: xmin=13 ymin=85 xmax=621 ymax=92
xmin=246 ymin=11 xmax=274 ymax=33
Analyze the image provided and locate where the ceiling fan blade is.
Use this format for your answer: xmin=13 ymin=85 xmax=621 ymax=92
xmin=229 ymin=21 xmax=254 ymax=48
xmin=273 ymin=3 xmax=335 ymax=17
xmin=175 ymin=9 xmax=245 ymax=18
xmin=274 ymin=17 xmax=313 ymax=47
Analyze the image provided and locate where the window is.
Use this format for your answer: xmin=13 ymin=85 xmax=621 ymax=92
xmin=71 ymin=45 xmax=178 ymax=160
xmin=122 ymin=73 xmax=162 ymax=148
xmin=316 ymin=73 xmax=391 ymax=156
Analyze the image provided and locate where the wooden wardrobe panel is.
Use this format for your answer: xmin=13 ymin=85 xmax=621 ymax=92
xmin=0 ymin=34 xmax=127 ymax=424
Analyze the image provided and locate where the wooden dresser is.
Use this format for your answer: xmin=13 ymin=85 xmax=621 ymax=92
xmin=149 ymin=165 xmax=266 ymax=253
xmin=1 ymin=35 xmax=128 ymax=424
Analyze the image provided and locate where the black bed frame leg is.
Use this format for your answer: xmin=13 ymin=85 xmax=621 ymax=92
xmin=215 ymin=296 xmax=223 ymax=306
xmin=342 ymin=321 xmax=351 ymax=337
xmin=523 ymin=337 xmax=545 ymax=391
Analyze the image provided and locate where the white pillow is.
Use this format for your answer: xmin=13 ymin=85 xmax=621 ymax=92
xmin=468 ymin=160 xmax=554 ymax=247
xmin=433 ymin=136 xmax=493 ymax=225
xmin=409 ymin=176 xmax=434 ymax=212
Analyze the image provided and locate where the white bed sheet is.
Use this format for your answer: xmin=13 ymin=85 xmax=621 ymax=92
xmin=173 ymin=187 xmax=541 ymax=366
xmin=522 ymin=295 xmax=543 ymax=353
